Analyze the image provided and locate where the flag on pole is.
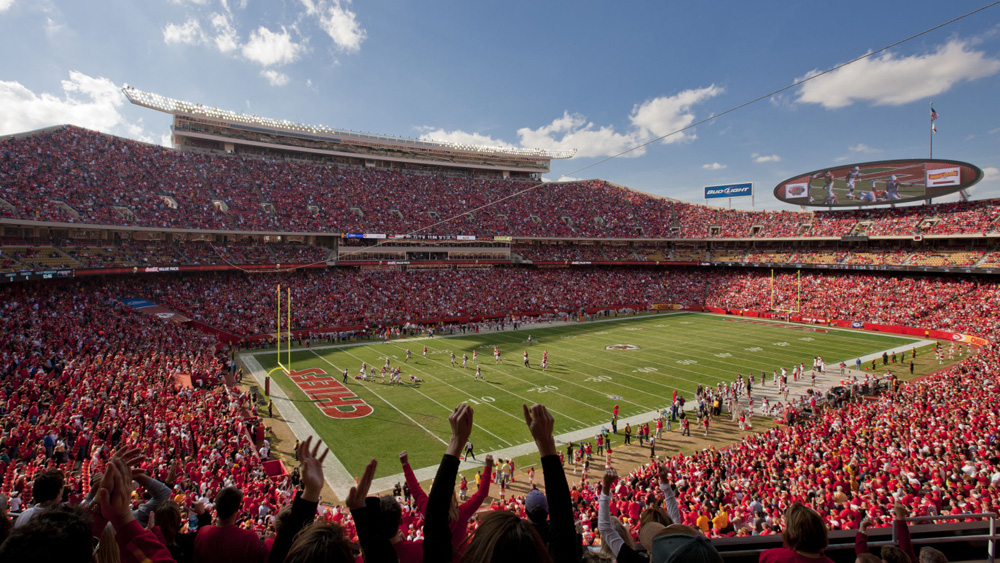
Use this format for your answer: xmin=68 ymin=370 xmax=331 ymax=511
xmin=932 ymin=124 xmax=937 ymax=133
xmin=930 ymin=107 xmax=939 ymax=122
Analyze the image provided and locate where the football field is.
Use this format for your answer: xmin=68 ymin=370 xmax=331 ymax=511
xmin=246 ymin=312 xmax=918 ymax=486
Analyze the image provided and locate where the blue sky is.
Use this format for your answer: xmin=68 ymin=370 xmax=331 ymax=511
xmin=1 ymin=0 xmax=999 ymax=210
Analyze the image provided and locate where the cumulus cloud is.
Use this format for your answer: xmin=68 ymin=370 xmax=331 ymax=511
xmin=752 ymin=153 xmax=781 ymax=163
xmin=163 ymin=18 xmax=206 ymax=45
xmin=417 ymin=127 xmax=515 ymax=148
xmin=849 ymin=143 xmax=881 ymax=154
xmin=241 ymin=26 xmax=305 ymax=67
xmin=513 ymin=86 xmax=722 ymax=158
xmin=518 ymin=112 xmax=641 ymax=158
xmin=796 ymin=39 xmax=1000 ymax=109
xmin=0 ymin=71 xmax=153 ymax=142
xmin=300 ymin=0 xmax=366 ymax=52
xmin=415 ymin=86 xmax=721 ymax=158
xmin=210 ymin=13 xmax=239 ymax=53
xmin=702 ymin=162 xmax=727 ymax=170
xmin=0 ymin=0 xmax=14 ymax=11
xmin=260 ymin=69 xmax=290 ymax=86
xmin=630 ymin=85 xmax=724 ymax=143
xmin=984 ymin=167 xmax=999 ymax=182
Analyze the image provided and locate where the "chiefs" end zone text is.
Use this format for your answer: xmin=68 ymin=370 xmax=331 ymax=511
xmin=288 ymin=368 xmax=373 ymax=419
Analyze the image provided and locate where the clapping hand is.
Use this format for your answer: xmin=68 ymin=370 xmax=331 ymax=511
xmin=297 ymin=436 xmax=330 ymax=503
xmin=346 ymin=459 xmax=377 ymax=510
xmin=523 ymin=404 xmax=556 ymax=457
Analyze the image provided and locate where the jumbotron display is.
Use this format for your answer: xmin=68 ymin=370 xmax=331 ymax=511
xmin=773 ymin=159 xmax=983 ymax=207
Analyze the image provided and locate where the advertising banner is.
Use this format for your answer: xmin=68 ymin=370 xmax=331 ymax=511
xmin=705 ymin=182 xmax=753 ymax=199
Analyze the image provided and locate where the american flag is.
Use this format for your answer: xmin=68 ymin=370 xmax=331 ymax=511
xmin=930 ymin=107 xmax=939 ymax=122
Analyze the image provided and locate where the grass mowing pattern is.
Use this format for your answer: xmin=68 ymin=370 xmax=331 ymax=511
xmin=255 ymin=312 xmax=916 ymax=478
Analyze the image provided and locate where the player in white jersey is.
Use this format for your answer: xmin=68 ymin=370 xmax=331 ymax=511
xmin=475 ymin=365 xmax=483 ymax=381
xmin=463 ymin=353 xmax=468 ymax=369
xmin=845 ymin=166 xmax=861 ymax=199
xmin=405 ymin=349 xmax=411 ymax=362
xmin=885 ymin=174 xmax=902 ymax=200
xmin=450 ymin=352 xmax=456 ymax=367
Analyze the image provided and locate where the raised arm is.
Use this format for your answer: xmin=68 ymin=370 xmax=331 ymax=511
xmin=399 ymin=450 xmax=429 ymax=514
xmin=348 ymin=459 xmax=398 ymax=563
xmin=424 ymin=404 xmax=473 ymax=563
xmin=893 ymin=504 xmax=917 ymax=563
xmin=657 ymin=463 xmax=682 ymax=524
xmin=268 ymin=437 xmax=328 ymax=563
xmin=458 ymin=454 xmax=493 ymax=521
xmin=525 ymin=403 xmax=579 ymax=563
xmin=598 ymin=468 xmax=628 ymax=556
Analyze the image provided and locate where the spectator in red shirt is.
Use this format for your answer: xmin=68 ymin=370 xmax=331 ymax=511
xmin=194 ymin=486 xmax=265 ymax=563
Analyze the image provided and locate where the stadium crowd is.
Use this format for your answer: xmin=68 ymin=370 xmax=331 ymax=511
xmin=0 ymin=265 xmax=997 ymax=562
xmin=2 ymin=126 xmax=999 ymax=239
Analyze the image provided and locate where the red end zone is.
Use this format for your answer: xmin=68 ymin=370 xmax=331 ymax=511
xmin=288 ymin=368 xmax=374 ymax=419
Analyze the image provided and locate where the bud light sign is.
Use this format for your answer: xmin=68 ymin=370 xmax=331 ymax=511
xmin=705 ymin=183 xmax=753 ymax=199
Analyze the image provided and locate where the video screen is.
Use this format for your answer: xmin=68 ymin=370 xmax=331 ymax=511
xmin=773 ymin=159 xmax=982 ymax=207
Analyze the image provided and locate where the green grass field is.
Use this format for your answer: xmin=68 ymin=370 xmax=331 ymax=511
xmin=252 ymin=312 xmax=916 ymax=480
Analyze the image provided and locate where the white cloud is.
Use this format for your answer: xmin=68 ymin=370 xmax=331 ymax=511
xmin=260 ymin=69 xmax=290 ymax=86
xmin=849 ymin=143 xmax=881 ymax=153
xmin=629 ymin=85 xmax=723 ymax=144
xmin=517 ymin=111 xmax=641 ymax=158
xmin=241 ymin=26 xmax=305 ymax=66
xmin=301 ymin=0 xmax=366 ymax=52
xmin=0 ymin=0 xmax=15 ymax=11
xmin=44 ymin=17 xmax=67 ymax=37
xmin=702 ymin=162 xmax=727 ymax=170
xmin=983 ymin=167 xmax=999 ymax=182
xmin=417 ymin=86 xmax=720 ymax=159
xmin=163 ymin=18 xmax=206 ymax=46
xmin=417 ymin=127 xmax=515 ymax=148
xmin=0 ymin=71 xmax=153 ymax=141
xmin=796 ymin=39 xmax=1000 ymax=109
xmin=210 ymin=13 xmax=239 ymax=53
xmin=752 ymin=153 xmax=781 ymax=163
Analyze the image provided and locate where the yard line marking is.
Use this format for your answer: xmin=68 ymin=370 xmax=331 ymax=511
xmin=309 ymin=349 xmax=448 ymax=446
xmin=336 ymin=347 xmax=513 ymax=447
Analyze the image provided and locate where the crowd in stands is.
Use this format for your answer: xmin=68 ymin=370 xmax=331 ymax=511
xmin=137 ymin=268 xmax=710 ymax=336
xmin=0 ymin=265 xmax=998 ymax=561
xmin=3 ymin=126 xmax=1000 ymax=240
xmin=0 ymin=241 xmax=330 ymax=272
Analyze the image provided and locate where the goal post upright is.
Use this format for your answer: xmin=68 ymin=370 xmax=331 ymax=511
xmin=287 ymin=290 xmax=292 ymax=372
xmin=268 ymin=284 xmax=292 ymax=378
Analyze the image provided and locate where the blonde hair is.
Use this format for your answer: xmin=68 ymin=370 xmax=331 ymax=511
xmin=599 ymin=516 xmax=634 ymax=558
xmin=94 ymin=523 xmax=120 ymax=563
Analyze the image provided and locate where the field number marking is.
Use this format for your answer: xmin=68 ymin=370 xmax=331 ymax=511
xmin=465 ymin=396 xmax=496 ymax=405
xmin=676 ymin=359 xmax=697 ymax=365
xmin=633 ymin=367 xmax=658 ymax=373
xmin=527 ymin=385 xmax=559 ymax=393
xmin=745 ymin=347 xmax=763 ymax=352
xmin=774 ymin=342 xmax=790 ymax=347
xmin=714 ymin=353 xmax=732 ymax=358
xmin=585 ymin=376 xmax=612 ymax=382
